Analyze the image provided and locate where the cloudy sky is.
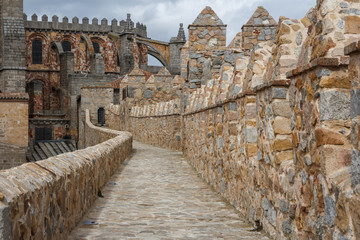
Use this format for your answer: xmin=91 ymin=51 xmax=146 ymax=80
xmin=24 ymin=0 xmax=315 ymax=45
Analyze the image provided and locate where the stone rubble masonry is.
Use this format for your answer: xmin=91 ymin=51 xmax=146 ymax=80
xmin=119 ymin=2 xmax=360 ymax=239
xmin=0 ymin=109 xmax=132 ymax=240
xmin=187 ymin=6 xmax=227 ymax=88
xmin=242 ymin=6 xmax=277 ymax=56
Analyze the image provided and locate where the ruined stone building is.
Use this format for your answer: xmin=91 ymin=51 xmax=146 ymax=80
xmin=1 ymin=0 xmax=360 ymax=239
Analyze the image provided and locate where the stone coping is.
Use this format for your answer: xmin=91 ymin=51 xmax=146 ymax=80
xmin=286 ymin=57 xmax=350 ymax=78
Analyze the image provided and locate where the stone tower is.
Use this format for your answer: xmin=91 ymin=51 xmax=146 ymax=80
xmin=0 ymin=0 xmax=26 ymax=92
xmin=187 ymin=6 xmax=227 ymax=88
xmin=169 ymin=23 xmax=186 ymax=75
xmin=119 ymin=14 xmax=135 ymax=75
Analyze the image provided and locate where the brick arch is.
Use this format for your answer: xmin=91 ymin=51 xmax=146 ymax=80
xmin=80 ymin=34 xmax=94 ymax=54
xmin=59 ymin=34 xmax=77 ymax=49
xmin=27 ymin=32 xmax=51 ymax=66
xmin=48 ymin=41 xmax=63 ymax=68
xmin=26 ymin=75 xmax=50 ymax=111
xmin=90 ymin=36 xmax=106 ymax=55
xmin=107 ymin=34 xmax=121 ymax=72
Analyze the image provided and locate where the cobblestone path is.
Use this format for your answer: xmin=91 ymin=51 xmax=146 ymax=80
xmin=68 ymin=141 xmax=269 ymax=240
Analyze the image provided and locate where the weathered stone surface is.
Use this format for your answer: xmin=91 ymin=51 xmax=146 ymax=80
xmin=315 ymin=127 xmax=345 ymax=146
xmin=352 ymin=149 xmax=360 ymax=186
xmin=345 ymin=16 xmax=360 ymax=34
xmin=351 ymin=89 xmax=360 ymax=118
xmin=274 ymin=135 xmax=293 ymax=151
xmin=324 ymin=196 xmax=337 ymax=227
xmin=275 ymin=150 xmax=293 ymax=165
xmin=319 ymin=72 xmax=352 ymax=89
xmin=262 ymin=198 xmax=277 ymax=226
xmin=272 ymin=88 xmax=287 ymax=99
xmin=322 ymin=146 xmax=351 ymax=177
xmin=320 ymin=91 xmax=350 ymax=121
xmin=245 ymin=127 xmax=257 ymax=143
xmin=272 ymin=101 xmax=291 ymax=118
xmin=273 ymin=117 xmax=291 ymax=134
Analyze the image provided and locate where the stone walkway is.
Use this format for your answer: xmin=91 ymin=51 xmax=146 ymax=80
xmin=68 ymin=141 xmax=269 ymax=240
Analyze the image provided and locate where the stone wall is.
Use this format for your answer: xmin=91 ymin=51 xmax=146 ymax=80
xmin=123 ymin=2 xmax=360 ymax=239
xmin=106 ymin=100 xmax=182 ymax=151
xmin=0 ymin=109 xmax=132 ymax=240
xmin=0 ymin=93 xmax=29 ymax=169
xmin=129 ymin=100 xmax=182 ymax=151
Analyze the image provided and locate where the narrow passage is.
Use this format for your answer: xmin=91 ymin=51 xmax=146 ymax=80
xmin=68 ymin=141 xmax=269 ymax=240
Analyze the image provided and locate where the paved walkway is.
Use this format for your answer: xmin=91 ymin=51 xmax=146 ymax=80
xmin=68 ymin=141 xmax=269 ymax=240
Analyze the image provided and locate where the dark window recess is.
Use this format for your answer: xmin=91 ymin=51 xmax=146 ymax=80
xmin=114 ymin=88 xmax=120 ymax=104
xmin=122 ymin=88 xmax=127 ymax=100
xmin=35 ymin=127 xmax=53 ymax=141
xmin=32 ymin=39 xmax=43 ymax=64
xmin=117 ymin=54 xmax=120 ymax=67
xmin=98 ymin=108 xmax=105 ymax=126
xmin=62 ymin=41 xmax=71 ymax=52
xmin=93 ymin=42 xmax=100 ymax=53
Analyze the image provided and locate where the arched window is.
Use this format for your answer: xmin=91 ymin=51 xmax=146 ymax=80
xmin=32 ymin=39 xmax=43 ymax=64
xmin=92 ymin=42 xmax=100 ymax=54
xmin=98 ymin=107 xmax=105 ymax=126
xmin=62 ymin=41 xmax=71 ymax=52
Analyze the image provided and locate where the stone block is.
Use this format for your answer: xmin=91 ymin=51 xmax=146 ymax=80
xmin=351 ymin=89 xmax=360 ymax=118
xmin=228 ymin=102 xmax=237 ymax=111
xmin=351 ymin=149 xmax=360 ymax=186
xmin=245 ymin=104 xmax=257 ymax=119
xmin=274 ymin=135 xmax=293 ymax=151
xmin=324 ymin=196 xmax=336 ymax=227
xmin=272 ymin=101 xmax=291 ymax=118
xmin=143 ymin=89 xmax=154 ymax=99
xmin=245 ymin=127 xmax=257 ymax=143
xmin=322 ymin=146 xmax=351 ymax=177
xmin=272 ymin=88 xmax=287 ymax=99
xmin=320 ymin=91 xmax=350 ymax=121
xmin=273 ymin=117 xmax=291 ymax=135
xmin=345 ymin=16 xmax=360 ymax=34
xmin=275 ymin=150 xmax=293 ymax=165
xmin=319 ymin=72 xmax=351 ymax=89
xmin=262 ymin=198 xmax=277 ymax=226
xmin=315 ymin=127 xmax=345 ymax=147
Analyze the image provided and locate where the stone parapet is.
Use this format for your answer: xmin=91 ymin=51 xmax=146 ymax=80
xmin=0 ymin=109 xmax=132 ymax=240
xmin=24 ymin=14 xmax=147 ymax=37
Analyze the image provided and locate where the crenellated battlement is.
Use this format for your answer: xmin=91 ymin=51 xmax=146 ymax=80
xmin=23 ymin=13 xmax=147 ymax=37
